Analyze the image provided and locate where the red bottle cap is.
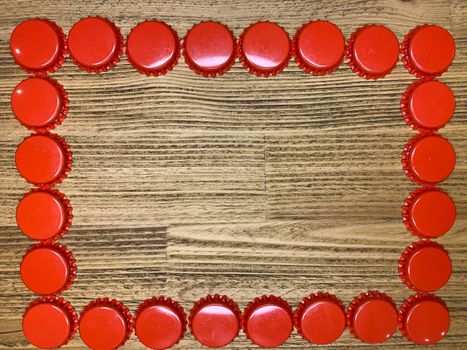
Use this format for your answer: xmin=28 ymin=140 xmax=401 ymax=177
xmin=346 ymin=25 xmax=399 ymax=79
xmin=23 ymin=296 xmax=78 ymax=349
xmin=79 ymin=298 xmax=133 ymax=350
xmin=238 ymin=21 xmax=291 ymax=77
xmin=126 ymin=21 xmax=180 ymax=76
xmin=10 ymin=18 xmax=67 ymax=75
xmin=399 ymin=293 xmax=450 ymax=344
xmin=347 ymin=291 xmax=398 ymax=343
xmin=135 ymin=296 xmax=186 ymax=349
xmin=293 ymin=20 xmax=345 ymax=75
xmin=20 ymin=241 xmax=76 ymax=295
xmin=242 ymin=295 xmax=293 ymax=348
xmin=68 ymin=17 xmax=123 ymax=73
xmin=189 ymin=294 xmax=241 ymax=347
xmin=402 ymin=187 xmax=456 ymax=238
xmin=402 ymin=134 xmax=455 ymax=185
xmin=16 ymin=133 xmax=72 ymax=187
xmin=402 ymin=25 xmax=455 ymax=78
xmin=294 ymin=292 xmax=346 ymax=344
xmin=183 ymin=21 xmax=236 ymax=77
xmin=399 ymin=240 xmax=451 ymax=292
xmin=16 ymin=188 xmax=72 ymax=241
xmin=401 ymin=80 xmax=455 ymax=131
xmin=11 ymin=77 xmax=69 ymax=132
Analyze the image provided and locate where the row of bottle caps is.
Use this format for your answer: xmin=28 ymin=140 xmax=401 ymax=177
xmin=23 ymin=292 xmax=449 ymax=349
xmin=11 ymin=18 xmax=455 ymax=78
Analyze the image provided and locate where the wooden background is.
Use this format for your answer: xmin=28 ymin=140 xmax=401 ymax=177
xmin=0 ymin=0 xmax=465 ymax=349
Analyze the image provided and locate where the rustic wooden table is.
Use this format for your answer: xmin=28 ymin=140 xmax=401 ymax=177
xmin=0 ymin=0 xmax=465 ymax=349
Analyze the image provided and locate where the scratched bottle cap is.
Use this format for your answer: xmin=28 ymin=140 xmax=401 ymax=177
xmin=23 ymin=296 xmax=78 ymax=349
xmin=402 ymin=187 xmax=456 ymax=239
xmin=79 ymin=298 xmax=133 ymax=350
xmin=189 ymin=294 xmax=242 ymax=347
xmin=402 ymin=134 xmax=456 ymax=185
xmin=242 ymin=295 xmax=293 ymax=348
xmin=399 ymin=240 xmax=451 ymax=292
xmin=238 ymin=21 xmax=291 ymax=77
xmin=183 ymin=21 xmax=236 ymax=77
xmin=10 ymin=18 xmax=67 ymax=75
xmin=293 ymin=20 xmax=345 ymax=75
xmin=401 ymin=25 xmax=455 ymax=78
xmin=11 ymin=77 xmax=69 ymax=132
xmin=68 ymin=17 xmax=123 ymax=73
xmin=294 ymin=292 xmax=346 ymax=344
xmin=126 ymin=20 xmax=180 ymax=76
xmin=15 ymin=133 xmax=72 ymax=187
xmin=399 ymin=293 xmax=450 ymax=344
xmin=401 ymin=80 xmax=455 ymax=131
xmin=135 ymin=296 xmax=186 ymax=350
xmin=347 ymin=291 xmax=398 ymax=343
xmin=346 ymin=25 xmax=399 ymax=79
xmin=16 ymin=188 xmax=72 ymax=241
xmin=20 ymin=241 xmax=76 ymax=295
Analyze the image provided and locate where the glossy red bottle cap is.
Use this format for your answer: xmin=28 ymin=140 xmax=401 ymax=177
xmin=68 ymin=17 xmax=123 ymax=72
xmin=347 ymin=291 xmax=398 ymax=343
xmin=399 ymin=293 xmax=450 ymax=344
xmin=16 ymin=133 xmax=72 ymax=187
xmin=242 ymin=295 xmax=293 ymax=348
xmin=294 ymin=292 xmax=346 ymax=344
xmin=23 ymin=296 xmax=78 ymax=349
xmin=346 ymin=25 xmax=399 ymax=79
xmin=183 ymin=21 xmax=236 ymax=77
xmin=402 ymin=25 xmax=455 ymax=78
xmin=403 ymin=187 xmax=456 ymax=238
xmin=20 ymin=241 xmax=76 ymax=295
xmin=79 ymin=298 xmax=133 ymax=350
xmin=11 ymin=77 xmax=69 ymax=132
xmin=402 ymin=134 xmax=456 ymax=185
xmin=401 ymin=80 xmax=455 ymax=131
xmin=189 ymin=294 xmax=241 ymax=347
xmin=126 ymin=21 xmax=180 ymax=76
xmin=10 ymin=18 xmax=67 ymax=75
xmin=293 ymin=20 xmax=345 ymax=75
xmin=135 ymin=296 xmax=186 ymax=350
xmin=399 ymin=240 xmax=451 ymax=292
xmin=238 ymin=21 xmax=291 ymax=77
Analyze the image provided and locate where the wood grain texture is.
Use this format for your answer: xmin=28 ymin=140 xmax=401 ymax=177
xmin=0 ymin=0 xmax=466 ymax=349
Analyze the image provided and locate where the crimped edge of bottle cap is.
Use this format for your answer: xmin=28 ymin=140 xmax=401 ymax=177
xmin=346 ymin=24 xmax=398 ymax=80
xmin=24 ymin=295 xmax=78 ymax=347
xmin=294 ymin=292 xmax=346 ymax=343
xmin=80 ymin=297 xmax=134 ymax=348
xmin=292 ymin=20 xmax=344 ymax=75
xmin=399 ymin=240 xmax=451 ymax=292
xmin=22 ymin=241 xmax=77 ymax=294
xmin=237 ymin=21 xmax=291 ymax=77
xmin=134 ymin=295 xmax=187 ymax=347
xmin=401 ymin=133 xmax=452 ymax=185
xmin=242 ymin=295 xmax=293 ymax=341
xmin=189 ymin=294 xmax=241 ymax=341
xmin=183 ymin=21 xmax=237 ymax=77
xmin=346 ymin=291 xmax=397 ymax=341
xmin=69 ymin=17 xmax=123 ymax=73
xmin=402 ymin=186 xmax=454 ymax=238
xmin=18 ymin=133 xmax=73 ymax=188
xmin=126 ymin=20 xmax=181 ymax=77
xmin=401 ymin=25 xmax=454 ymax=79
xmin=398 ymin=293 xmax=449 ymax=343
xmin=401 ymin=79 xmax=453 ymax=132
xmin=12 ymin=76 xmax=69 ymax=133
xmin=11 ymin=18 xmax=68 ymax=75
